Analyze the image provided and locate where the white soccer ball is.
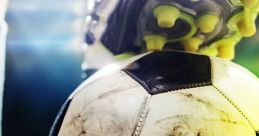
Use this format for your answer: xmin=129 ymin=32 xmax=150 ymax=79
xmin=50 ymin=51 xmax=259 ymax=136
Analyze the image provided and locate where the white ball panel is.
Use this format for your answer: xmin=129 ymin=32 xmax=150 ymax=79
xmin=139 ymin=86 xmax=255 ymax=136
xmin=211 ymin=57 xmax=259 ymax=131
xmin=58 ymin=71 xmax=150 ymax=136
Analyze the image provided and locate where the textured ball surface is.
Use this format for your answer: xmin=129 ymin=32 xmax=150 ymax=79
xmin=50 ymin=51 xmax=259 ymax=136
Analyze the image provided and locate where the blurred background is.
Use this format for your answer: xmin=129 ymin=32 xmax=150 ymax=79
xmin=3 ymin=0 xmax=85 ymax=135
xmin=235 ymin=24 xmax=259 ymax=77
xmin=1 ymin=0 xmax=259 ymax=136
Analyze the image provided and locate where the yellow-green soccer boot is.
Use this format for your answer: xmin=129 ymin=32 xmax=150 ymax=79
xmin=98 ymin=0 xmax=259 ymax=60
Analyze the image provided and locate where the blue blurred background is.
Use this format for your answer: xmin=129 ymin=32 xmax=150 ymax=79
xmin=3 ymin=0 xmax=85 ymax=135
xmin=2 ymin=0 xmax=259 ymax=136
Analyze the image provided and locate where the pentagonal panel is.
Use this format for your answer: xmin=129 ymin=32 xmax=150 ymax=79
xmin=123 ymin=51 xmax=212 ymax=95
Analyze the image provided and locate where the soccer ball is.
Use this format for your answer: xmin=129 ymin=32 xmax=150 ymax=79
xmin=50 ymin=51 xmax=259 ymax=136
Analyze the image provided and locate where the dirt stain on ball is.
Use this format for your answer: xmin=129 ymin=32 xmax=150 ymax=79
xmin=154 ymin=92 xmax=242 ymax=136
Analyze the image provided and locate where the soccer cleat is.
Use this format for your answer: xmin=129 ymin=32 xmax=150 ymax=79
xmin=96 ymin=0 xmax=259 ymax=60
xmin=135 ymin=0 xmax=259 ymax=60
